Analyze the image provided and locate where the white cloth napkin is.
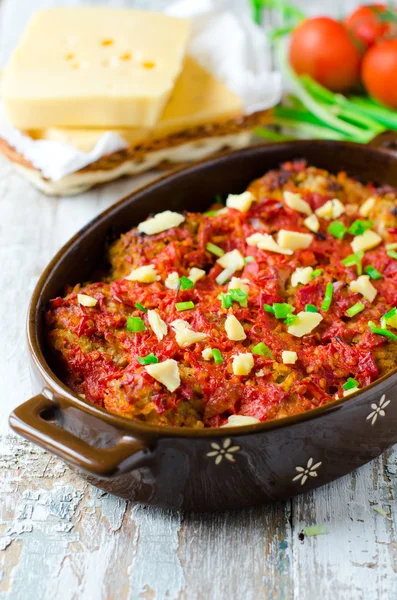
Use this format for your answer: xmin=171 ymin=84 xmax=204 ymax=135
xmin=0 ymin=0 xmax=281 ymax=182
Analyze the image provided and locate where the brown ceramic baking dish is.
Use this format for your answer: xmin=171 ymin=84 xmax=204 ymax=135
xmin=9 ymin=134 xmax=397 ymax=511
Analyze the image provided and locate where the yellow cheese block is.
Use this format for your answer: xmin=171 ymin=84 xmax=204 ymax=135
xmin=2 ymin=7 xmax=191 ymax=129
xmin=28 ymin=57 xmax=243 ymax=152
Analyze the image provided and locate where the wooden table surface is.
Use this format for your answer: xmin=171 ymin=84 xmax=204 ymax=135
xmin=1 ymin=0 xmax=396 ymax=598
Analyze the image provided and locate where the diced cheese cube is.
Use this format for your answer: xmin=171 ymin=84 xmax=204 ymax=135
xmin=282 ymin=350 xmax=298 ymax=364
xmin=138 ymin=210 xmax=185 ymax=235
xmin=147 ymin=309 xmax=168 ymax=341
xmin=283 ymin=191 xmax=312 ymax=216
xmin=77 ymin=293 xmax=97 ymax=307
xmin=217 ymin=249 xmax=245 ymax=271
xmin=315 ymin=199 xmax=345 ymax=220
xmin=291 ymin=266 xmax=313 ymax=287
xmin=125 ymin=264 xmax=160 ymax=283
xmin=145 ymin=359 xmax=180 ymax=392
xmin=359 ymin=197 xmax=375 ymax=217
xmin=228 ymin=277 xmax=249 ymax=292
xmin=232 ymin=353 xmax=254 ymax=376
xmin=349 ymin=275 xmax=377 ymax=302
xmin=201 ymin=348 xmax=213 ymax=360
xmin=246 ymin=233 xmax=293 ymax=255
xmin=226 ymin=191 xmax=255 ymax=213
xmin=170 ymin=319 xmax=207 ymax=348
xmin=277 ymin=230 xmax=313 ymax=251
xmin=351 ymin=229 xmax=382 ymax=253
xmin=189 ymin=267 xmax=206 ymax=284
xmin=221 ymin=415 xmax=260 ymax=427
xmin=287 ymin=312 xmax=323 ymax=338
xmin=2 ymin=8 xmax=191 ymax=129
xmin=303 ymin=214 xmax=320 ymax=233
xmin=225 ymin=314 xmax=246 ymax=341
xmin=165 ymin=271 xmax=180 ymax=290
xmin=343 ymin=387 xmax=359 ymax=397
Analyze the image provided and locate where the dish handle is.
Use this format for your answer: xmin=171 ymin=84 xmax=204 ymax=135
xmin=9 ymin=392 xmax=151 ymax=478
xmin=368 ymin=131 xmax=397 ymax=153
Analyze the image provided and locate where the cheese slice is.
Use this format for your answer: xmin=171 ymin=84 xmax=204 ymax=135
xmin=282 ymin=350 xmax=298 ymax=364
xmin=246 ymin=233 xmax=293 ymax=255
xmin=351 ymin=229 xmax=382 ymax=253
xmin=287 ymin=312 xmax=323 ymax=338
xmin=225 ymin=315 xmax=246 ymax=341
xmin=138 ymin=210 xmax=184 ymax=235
xmin=27 ymin=56 xmax=243 ymax=150
xmin=303 ymin=214 xmax=320 ymax=233
xmin=277 ymin=230 xmax=313 ymax=251
xmin=145 ymin=359 xmax=180 ymax=392
xmin=165 ymin=272 xmax=180 ymax=290
xmin=77 ymin=293 xmax=97 ymax=307
xmin=2 ymin=7 xmax=191 ymax=128
xmin=226 ymin=191 xmax=255 ymax=213
xmin=232 ymin=353 xmax=254 ymax=376
xmin=315 ymin=199 xmax=345 ymax=220
xmin=221 ymin=415 xmax=261 ymax=427
xmin=283 ymin=191 xmax=312 ymax=216
xmin=349 ymin=275 xmax=377 ymax=302
xmin=147 ymin=310 xmax=168 ymax=341
xmin=125 ymin=265 xmax=160 ymax=283
xmin=291 ymin=267 xmax=313 ymax=287
xmin=359 ymin=197 xmax=375 ymax=218
xmin=170 ymin=319 xmax=207 ymax=348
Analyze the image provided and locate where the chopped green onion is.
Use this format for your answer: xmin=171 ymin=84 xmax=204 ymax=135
xmin=321 ymin=282 xmax=333 ymax=312
xmin=387 ymin=250 xmax=397 ymax=260
xmin=328 ymin=221 xmax=347 ymax=240
xmin=244 ymin=256 xmax=255 ymax=263
xmin=179 ymin=276 xmax=194 ymax=290
xmin=229 ymin=288 xmax=248 ymax=306
xmin=364 ymin=265 xmax=383 ymax=280
xmin=252 ymin=342 xmax=273 ymax=357
xmin=264 ymin=304 xmax=275 ymax=314
xmin=135 ymin=302 xmax=148 ymax=312
xmin=342 ymin=251 xmax=364 ymax=275
xmin=343 ymin=377 xmax=359 ymax=390
xmin=284 ymin=314 xmax=299 ymax=326
xmin=176 ymin=301 xmax=195 ymax=311
xmin=126 ymin=316 xmax=146 ymax=332
xmin=273 ymin=303 xmax=294 ymax=319
xmin=218 ymin=292 xmax=233 ymax=309
xmin=212 ymin=349 xmax=224 ymax=364
xmin=369 ymin=321 xmax=397 ymax=340
xmin=348 ymin=219 xmax=373 ymax=236
xmin=381 ymin=307 xmax=397 ymax=329
xmin=311 ymin=269 xmax=323 ymax=279
xmin=204 ymin=210 xmax=220 ymax=217
xmin=206 ymin=242 xmax=224 ymax=257
xmin=137 ymin=353 xmax=158 ymax=365
xmin=346 ymin=302 xmax=365 ymax=318
xmin=305 ymin=304 xmax=318 ymax=313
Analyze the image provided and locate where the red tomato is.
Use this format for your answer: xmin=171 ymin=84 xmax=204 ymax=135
xmin=289 ymin=17 xmax=362 ymax=93
xmin=361 ymin=39 xmax=397 ymax=109
xmin=345 ymin=4 xmax=395 ymax=48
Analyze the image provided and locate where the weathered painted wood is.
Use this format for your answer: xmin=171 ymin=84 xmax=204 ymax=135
xmin=0 ymin=0 xmax=396 ymax=598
